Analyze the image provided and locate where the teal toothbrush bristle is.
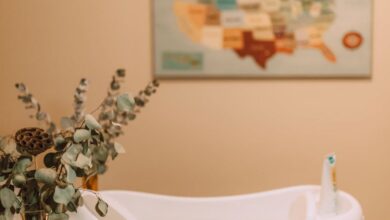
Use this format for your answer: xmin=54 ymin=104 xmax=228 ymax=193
xmin=328 ymin=155 xmax=336 ymax=165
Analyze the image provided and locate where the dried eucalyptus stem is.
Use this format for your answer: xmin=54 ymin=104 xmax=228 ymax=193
xmin=134 ymin=79 xmax=160 ymax=113
xmin=15 ymin=83 xmax=56 ymax=134
xmin=1 ymin=69 xmax=159 ymax=220
xmin=71 ymin=78 xmax=89 ymax=124
xmin=95 ymin=69 xmax=159 ymax=160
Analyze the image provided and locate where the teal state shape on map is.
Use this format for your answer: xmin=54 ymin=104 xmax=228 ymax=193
xmin=162 ymin=52 xmax=203 ymax=71
xmin=216 ymin=0 xmax=237 ymax=10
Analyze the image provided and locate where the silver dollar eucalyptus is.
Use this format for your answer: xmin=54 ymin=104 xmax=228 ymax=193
xmin=0 ymin=69 xmax=159 ymax=220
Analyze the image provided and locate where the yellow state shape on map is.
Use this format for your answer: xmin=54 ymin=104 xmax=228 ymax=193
xmin=187 ymin=3 xmax=208 ymax=28
xmin=244 ymin=12 xmax=272 ymax=29
xmin=307 ymin=27 xmax=323 ymax=46
xmin=202 ymin=26 xmax=224 ymax=49
xmin=253 ymin=27 xmax=275 ymax=41
xmin=237 ymin=0 xmax=262 ymax=4
xmin=294 ymin=27 xmax=336 ymax=62
xmin=260 ymin=0 xmax=282 ymax=13
xmin=174 ymin=2 xmax=208 ymax=42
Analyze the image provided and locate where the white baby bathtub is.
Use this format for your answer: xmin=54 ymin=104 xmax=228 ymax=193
xmin=79 ymin=185 xmax=363 ymax=220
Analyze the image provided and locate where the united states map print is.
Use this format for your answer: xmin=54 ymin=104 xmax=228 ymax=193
xmin=153 ymin=0 xmax=372 ymax=78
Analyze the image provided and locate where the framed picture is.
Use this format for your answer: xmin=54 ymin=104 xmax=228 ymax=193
xmin=152 ymin=0 xmax=372 ymax=78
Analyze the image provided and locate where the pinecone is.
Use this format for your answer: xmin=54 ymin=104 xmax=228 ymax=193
xmin=15 ymin=127 xmax=53 ymax=156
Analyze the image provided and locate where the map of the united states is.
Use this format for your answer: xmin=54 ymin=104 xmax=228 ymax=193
xmin=173 ymin=0 xmax=336 ymax=69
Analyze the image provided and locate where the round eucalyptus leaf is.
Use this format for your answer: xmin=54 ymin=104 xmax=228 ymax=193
xmin=62 ymin=144 xmax=82 ymax=165
xmin=114 ymin=142 xmax=125 ymax=154
xmin=111 ymin=81 xmax=120 ymax=90
xmin=13 ymin=158 xmax=32 ymax=174
xmin=12 ymin=174 xmax=26 ymax=187
xmin=65 ymin=164 xmax=76 ymax=184
xmin=53 ymin=185 xmax=75 ymax=205
xmin=107 ymin=110 xmax=115 ymax=120
xmin=0 ymin=188 xmax=16 ymax=209
xmin=104 ymin=97 xmax=114 ymax=106
xmin=36 ymin=112 xmax=47 ymax=121
xmin=116 ymin=93 xmax=135 ymax=112
xmin=54 ymin=136 xmax=66 ymax=151
xmin=95 ymin=198 xmax=108 ymax=217
xmin=128 ymin=113 xmax=136 ymax=121
xmin=85 ymin=114 xmax=101 ymax=130
xmin=35 ymin=168 xmax=57 ymax=185
xmin=94 ymin=146 xmax=108 ymax=163
xmin=116 ymin=69 xmax=126 ymax=77
xmin=77 ymin=196 xmax=84 ymax=207
xmin=74 ymin=153 xmax=92 ymax=169
xmin=73 ymin=129 xmax=91 ymax=143
xmin=97 ymin=163 xmax=107 ymax=174
xmin=48 ymin=213 xmax=69 ymax=220
xmin=67 ymin=201 xmax=77 ymax=212
xmin=1 ymin=208 xmax=13 ymax=220
xmin=15 ymin=83 xmax=26 ymax=92
xmin=72 ymin=190 xmax=83 ymax=206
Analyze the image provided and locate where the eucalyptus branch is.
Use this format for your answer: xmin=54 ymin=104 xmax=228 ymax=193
xmin=96 ymin=70 xmax=159 ymax=147
xmin=2 ymin=175 xmax=13 ymax=188
xmin=15 ymin=83 xmax=56 ymax=134
xmin=133 ymin=79 xmax=159 ymax=113
xmin=70 ymin=78 xmax=89 ymax=124
xmin=97 ymin=69 xmax=126 ymax=123
xmin=1 ymin=69 xmax=159 ymax=219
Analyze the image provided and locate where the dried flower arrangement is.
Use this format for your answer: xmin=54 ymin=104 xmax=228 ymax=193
xmin=0 ymin=69 xmax=159 ymax=220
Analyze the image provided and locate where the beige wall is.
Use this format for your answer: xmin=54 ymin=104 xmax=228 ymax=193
xmin=0 ymin=0 xmax=389 ymax=219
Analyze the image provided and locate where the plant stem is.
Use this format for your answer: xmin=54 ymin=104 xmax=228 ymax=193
xmin=34 ymin=156 xmax=38 ymax=170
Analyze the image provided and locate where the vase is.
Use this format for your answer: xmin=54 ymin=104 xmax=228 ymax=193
xmin=82 ymin=174 xmax=98 ymax=191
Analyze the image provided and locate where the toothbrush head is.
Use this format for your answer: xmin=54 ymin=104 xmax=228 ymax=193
xmin=327 ymin=154 xmax=336 ymax=166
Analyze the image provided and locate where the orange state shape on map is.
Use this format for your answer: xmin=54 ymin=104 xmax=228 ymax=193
xmin=275 ymin=35 xmax=296 ymax=54
xmin=174 ymin=16 xmax=202 ymax=42
xmin=316 ymin=44 xmax=336 ymax=62
xmin=307 ymin=27 xmax=336 ymax=62
xmin=234 ymin=31 xmax=276 ymax=69
xmin=223 ymin=28 xmax=244 ymax=49
xmin=186 ymin=3 xmax=208 ymax=28
xmin=205 ymin=6 xmax=221 ymax=25
xmin=174 ymin=2 xmax=208 ymax=42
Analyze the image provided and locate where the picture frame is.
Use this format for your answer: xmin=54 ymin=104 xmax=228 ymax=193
xmin=152 ymin=0 xmax=373 ymax=79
